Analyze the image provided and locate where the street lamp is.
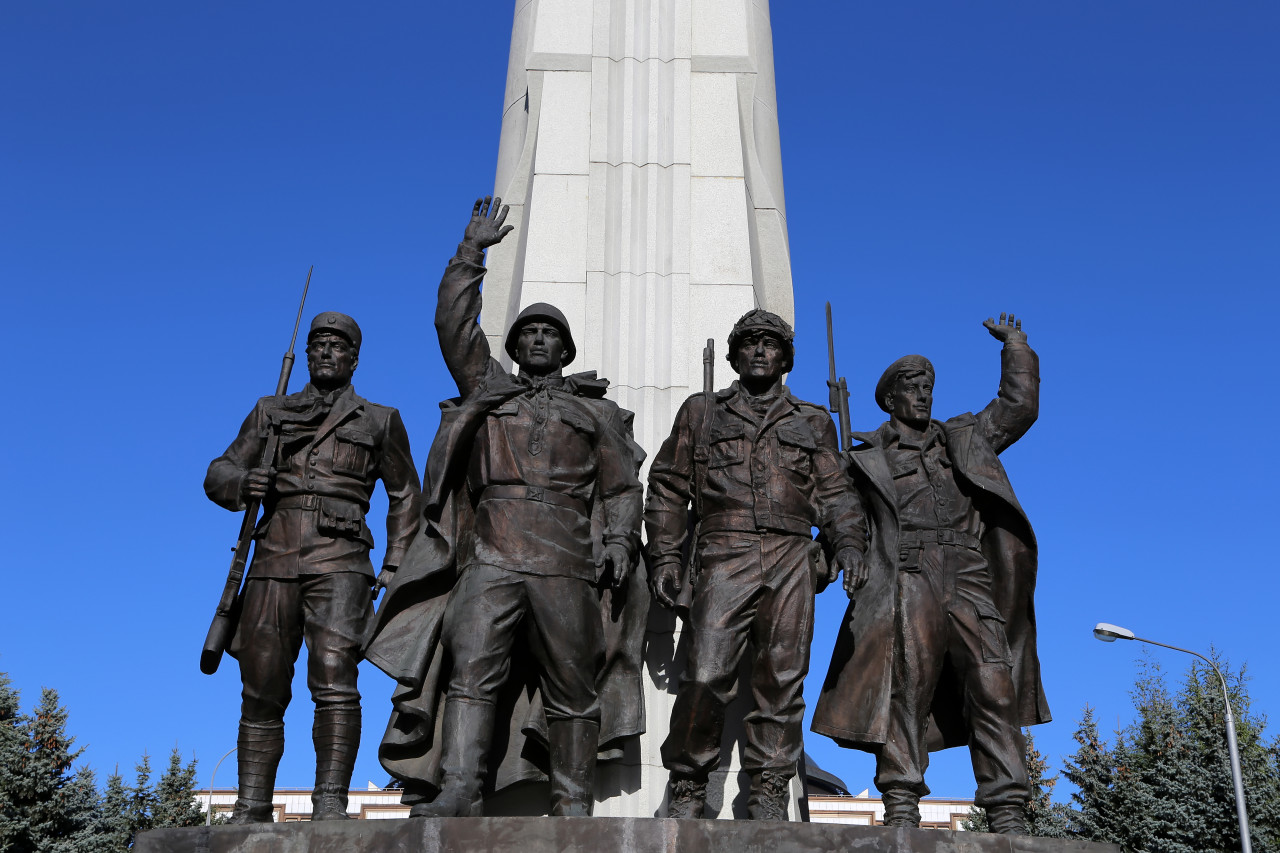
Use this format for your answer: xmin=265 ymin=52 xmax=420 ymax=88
xmin=205 ymin=746 xmax=237 ymax=827
xmin=1093 ymin=623 xmax=1252 ymax=853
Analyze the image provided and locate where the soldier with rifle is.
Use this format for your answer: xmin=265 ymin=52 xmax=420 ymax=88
xmin=645 ymin=309 xmax=865 ymax=820
xmin=204 ymin=309 xmax=421 ymax=823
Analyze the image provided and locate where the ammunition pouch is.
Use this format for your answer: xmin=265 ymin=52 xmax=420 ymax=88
xmin=317 ymin=497 xmax=367 ymax=540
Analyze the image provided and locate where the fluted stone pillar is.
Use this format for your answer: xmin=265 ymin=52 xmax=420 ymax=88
xmin=480 ymin=0 xmax=800 ymax=819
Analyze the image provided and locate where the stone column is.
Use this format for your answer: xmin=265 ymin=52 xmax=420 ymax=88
xmin=481 ymin=0 xmax=800 ymax=819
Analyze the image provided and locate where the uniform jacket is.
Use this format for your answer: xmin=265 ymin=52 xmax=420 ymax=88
xmin=365 ymin=246 xmax=647 ymax=795
xmin=205 ymin=384 xmax=421 ymax=577
xmin=646 ymin=383 xmax=865 ymax=600
xmin=811 ymin=341 xmax=1051 ymax=751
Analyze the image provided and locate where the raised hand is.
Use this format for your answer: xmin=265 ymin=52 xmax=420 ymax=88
xmin=983 ymin=312 xmax=1027 ymax=344
xmin=463 ymin=196 xmax=514 ymax=249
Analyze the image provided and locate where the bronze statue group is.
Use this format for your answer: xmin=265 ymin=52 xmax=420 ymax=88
xmin=204 ymin=197 xmax=1047 ymax=836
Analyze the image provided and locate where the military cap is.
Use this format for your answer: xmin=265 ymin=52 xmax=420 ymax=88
xmin=308 ymin=312 xmax=362 ymax=350
xmin=875 ymin=355 xmax=935 ymax=413
xmin=726 ymin=309 xmax=795 ymax=370
xmin=504 ymin=302 xmax=577 ymax=367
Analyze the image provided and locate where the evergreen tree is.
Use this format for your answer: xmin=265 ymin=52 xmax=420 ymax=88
xmin=1062 ymin=705 xmax=1122 ymax=844
xmin=0 ymin=672 xmax=27 ymax=851
xmin=152 ymin=749 xmax=204 ymax=829
xmin=96 ymin=770 xmax=133 ymax=852
xmin=126 ymin=754 xmax=157 ymax=841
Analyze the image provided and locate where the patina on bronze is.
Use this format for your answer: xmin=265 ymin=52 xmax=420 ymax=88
xmin=646 ymin=310 xmax=866 ymax=820
xmin=365 ymin=197 xmax=647 ymax=818
xmin=204 ymin=311 xmax=422 ymax=824
xmin=812 ymin=313 xmax=1050 ymax=836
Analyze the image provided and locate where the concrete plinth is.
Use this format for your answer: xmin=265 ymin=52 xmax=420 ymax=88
xmin=135 ymin=817 xmax=1122 ymax=853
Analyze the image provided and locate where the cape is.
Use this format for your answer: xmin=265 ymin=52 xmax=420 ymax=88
xmin=364 ymin=361 xmax=648 ymax=796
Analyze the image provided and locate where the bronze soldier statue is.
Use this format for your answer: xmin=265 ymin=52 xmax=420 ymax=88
xmin=646 ymin=310 xmax=865 ymax=820
xmin=811 ymin=313 xmax=1050 ymax=835
xmin=365 ymin=197 xmax=646 ymax=818
xmin=204 ymin=312 xmax=421 ymax=823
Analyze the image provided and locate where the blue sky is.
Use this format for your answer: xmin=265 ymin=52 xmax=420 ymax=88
xmin=2 ymin=1 xmax=1278 ymax=803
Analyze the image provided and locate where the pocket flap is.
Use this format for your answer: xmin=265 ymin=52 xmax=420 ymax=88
xmin=777 ymin=425 xmax=816 ymax=450
xmin=335 ymin=426 xmax=375 ymax=447
xmin=491 ymin=401 xmax=520 ymax=417
xmin=559 ymin=408 xmax=597 ymax=435
xmin=710 ymin=422 xmax=746 ymax=443
xmin=974 ymin=600 xmax=1006 ymax=622
xmin=892 ymin=463 xmax=918 ymax=479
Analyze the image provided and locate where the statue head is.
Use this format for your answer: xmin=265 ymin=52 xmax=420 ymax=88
xmin=876 ymin=355 xmax=935 ymax=428
xmin=306 ymin=312 xmax=361 ymax=391
xmin=504 ymin=302 xmax=576 ymax=376
xmin=726 ymin=309 xmax=795 ymax=383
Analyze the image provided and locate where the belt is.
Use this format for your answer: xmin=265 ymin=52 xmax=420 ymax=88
xmin=899 ymin=528 xmax=982 ymax=551
xmin=479 ymin=485 xmax=589 ymax=517
xmin=273 ymin=494 xmax=323 ymax=510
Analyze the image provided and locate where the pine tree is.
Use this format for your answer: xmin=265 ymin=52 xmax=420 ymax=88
xmin=126 ymin=754 xmax=157 ymax=841
xmin=0 ymin=672 xmax=27 ymax=851
xmin=96 ymin=770 xmax=133 ymax=851
xmin=1062 ymin=705 xmax=1121 ymax=844
xmin=152 ymin=749 xmax=204 ymax=829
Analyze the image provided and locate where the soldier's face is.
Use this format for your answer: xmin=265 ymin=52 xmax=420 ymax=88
xmin=889 ymin=371 xmax=933 ymax=426
xmin=515 ymin=322 xmax=565 ymax=375
xmin=734 ymin=332 xmax=787 ymax=382
xmin=306 ymin=332 xmax=358 ymax=388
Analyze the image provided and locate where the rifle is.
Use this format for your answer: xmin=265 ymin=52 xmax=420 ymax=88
xmin=684 ymin=338 xmax=715 ymax=594
xmin=200 ymin=267 xmax=313 ymax=675
xmin=825 ymin=302 xmax=852 ymax=452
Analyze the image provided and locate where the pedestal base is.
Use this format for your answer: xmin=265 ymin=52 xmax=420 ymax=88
xmin=135 ymin=817 xmax=1121 ymax=853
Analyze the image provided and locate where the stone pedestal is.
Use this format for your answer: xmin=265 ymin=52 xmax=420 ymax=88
xmin=135 ymin=817 xmax=1123 ymax=853
xmin=474 ymin=0 xmax=800 ymax=819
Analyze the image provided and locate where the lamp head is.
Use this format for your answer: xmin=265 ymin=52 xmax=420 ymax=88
xmin=1093 ymin=622 xmax=1136 ymax=643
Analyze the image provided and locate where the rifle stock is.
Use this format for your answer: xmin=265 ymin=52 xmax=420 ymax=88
xmin=200 ymin=267 xmax=312 ymax=675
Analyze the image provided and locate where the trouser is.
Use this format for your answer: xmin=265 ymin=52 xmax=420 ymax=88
xmin=440 ymin=564 xmax=604 ymax=722
xmin=874 ymin=545 xmax=1030 ymax=810
xmin=662 ymin=532 xmax=815 ymax=778
xmin=234 ymin=572 xmax=372 ymax=723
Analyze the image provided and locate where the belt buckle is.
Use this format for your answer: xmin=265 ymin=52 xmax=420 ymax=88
xmin=527 ymin=486 xmax=545 ymax=503
xmin=939 ymin=529 xmax=956 ymax=546
xmin=302 ymin=494 xmax=320 ymax=510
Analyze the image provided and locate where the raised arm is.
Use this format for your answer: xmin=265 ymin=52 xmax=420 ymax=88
xmin=435 ymin=197 xmax=514 ymax=398
xmin=976 ymin=312 xmax=1040 ymax=454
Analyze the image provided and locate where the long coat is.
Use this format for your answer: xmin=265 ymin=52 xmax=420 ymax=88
xmin=364 ymin=249 xmax=648 ymax=797
xmin=811 ymin=341 xmax=1051 ymax=752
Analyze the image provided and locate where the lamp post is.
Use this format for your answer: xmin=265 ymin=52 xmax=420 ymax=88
xmin=1093 ymin=623 xmax=1252 ymax=853
xmin=205 ymin=746 xmax=237 ymax=827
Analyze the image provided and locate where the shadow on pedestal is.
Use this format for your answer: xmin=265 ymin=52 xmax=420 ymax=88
xmin=135 ymin=816 xmax=1122 ymax=853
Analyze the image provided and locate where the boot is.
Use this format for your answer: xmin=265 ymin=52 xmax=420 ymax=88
xmin=311 ymin=705 xmax=360 ymax=821
xmin=747 ymin=770 xmax=791 ymax=821
xmin=548 ymin=719 xmax=598 ymax=816
xmin=665 ymin=773 xmax=707 ymax=819
xmin=881 ymin=789 xmax=921 ymax=828
xmin=410 ymin=698 xmax=494 ymax=818
xmin=987 ymin=804 xmax=1029 ymax=835
xmin=230 ymin=720 xmax=283 ymax=825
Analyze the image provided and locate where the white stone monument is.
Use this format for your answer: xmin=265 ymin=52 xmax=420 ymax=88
xmin=479 ymin=0 xmax=801 ymax=819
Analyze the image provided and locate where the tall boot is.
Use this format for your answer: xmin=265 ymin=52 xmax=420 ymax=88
xmin=410 ymin=698 xmax=494 ymax=818
xmin=881 ymin=789 xmax=921 ymax=827
xmin=986 ymin=804 xmax=1029 ymax=835
xmin=231 ymin=720 xmax=283 ymax=824
xmin=311 ymin=705 xmax=360 ymax=821
xmin=747 ymin=770 xmax=792 ymax=821
xmin=548 ymin=719 xmax=598 ymax=817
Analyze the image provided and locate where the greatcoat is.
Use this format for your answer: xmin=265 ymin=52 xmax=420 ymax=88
xmin=811 ymin=341 xmax=1051 ymax=752
xmin=365 ymin=248 xmax=647 ymax=797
